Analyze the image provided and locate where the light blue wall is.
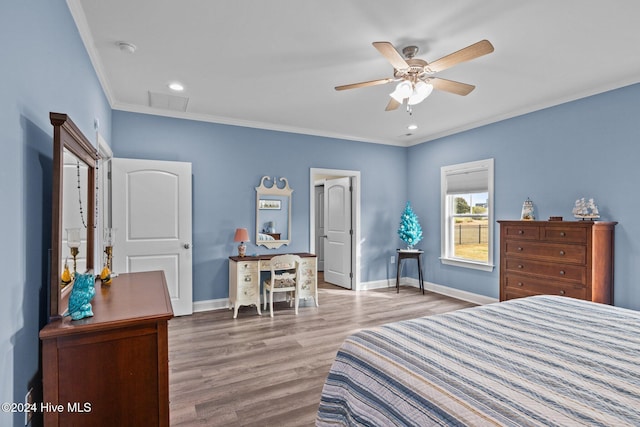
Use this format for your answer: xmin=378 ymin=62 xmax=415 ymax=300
xmin=408 ymin=83 xmax=640 ymax=310
xmin=0 ymin=1 xmax=111 ymax=425
xmin=111 ymin=111 xmax=408 ymax=301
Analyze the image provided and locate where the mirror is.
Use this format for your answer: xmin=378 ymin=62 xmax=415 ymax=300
xmin=255 ymin=176 xmax=292 ymax=249
xmin=50 ymin=113 xmax=99 ymax=320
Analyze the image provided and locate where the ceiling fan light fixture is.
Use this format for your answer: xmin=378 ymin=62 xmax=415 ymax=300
xmin=390 ymin=80 xmax=412 ymax=102
xmin=408 ymin=81 xmax=433 ymax=105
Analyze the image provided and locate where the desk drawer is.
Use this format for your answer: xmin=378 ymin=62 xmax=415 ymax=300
xmin=504 ymin=241 xmax=586 ymax=264
xmin=504 ymin=258 xmax=586 ymax=283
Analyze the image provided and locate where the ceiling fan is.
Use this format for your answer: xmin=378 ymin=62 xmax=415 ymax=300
xmin=335 ymin=40 xmax=494 ymax=111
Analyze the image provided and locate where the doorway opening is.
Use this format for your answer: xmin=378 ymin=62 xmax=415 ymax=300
xmin=309 ymin=168 xmax=360 ymax=290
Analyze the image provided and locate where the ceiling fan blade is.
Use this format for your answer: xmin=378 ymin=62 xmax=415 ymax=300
xmin=372 ymin=42 xmax=409 ymax=71
xmin=385 ymin=97 xmax=401 ymax=111
xmin=427 ymin=40 xmax=494 ymax=73
xmin=335 ymin=78 xmax=394 ymax=91
xmin=430 ymin=78 xmax=475 ymax=96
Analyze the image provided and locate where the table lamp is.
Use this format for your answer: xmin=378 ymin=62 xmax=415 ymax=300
xmin=234 ymin=228 xmax=250 ymax=257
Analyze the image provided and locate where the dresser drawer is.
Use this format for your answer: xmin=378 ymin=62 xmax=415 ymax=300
xmin=504 ymin=258 xmax=586 ymax=283
xmin=505 ymin=274 xmax=587 ymax=299
xmin=542 ymin=226 xmax=587 ymax=244
xmin=237 ymin=261 xmax=258 ymax=274
xmin=504 ymin=241 xmax=586 ymax=264
xmin=503 ymin=225 xmax=539 ymax=240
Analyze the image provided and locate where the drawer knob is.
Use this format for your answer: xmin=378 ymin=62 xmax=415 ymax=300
xmin=559 ymin=250 xmax=565 ymax=256
xmin=518 ymin=264 xmax=524 ymax=269
xmin=559 ymin=290 xmax=566 ymax=295
xmin=559 ymin=270 xmax=565 ymax=275
xmin=517 ymin=282 xmax=524 ymax=287
xmin=517 ymin=247 xmax=523 ymax=251
xmin=560 ymin=232 xmax=566 ymax=237
xmin=518 ymin=230 xmax=524 ymax=235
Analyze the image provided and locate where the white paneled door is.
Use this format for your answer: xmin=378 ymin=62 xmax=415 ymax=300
xmin=323 ymin=177 xmax=352 ymax=288
xmin=111 ymin=158 xmax=193 ymax=316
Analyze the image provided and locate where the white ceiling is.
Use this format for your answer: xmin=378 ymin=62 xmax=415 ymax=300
xmin=68 ymin=0 xmax=640 ymax=146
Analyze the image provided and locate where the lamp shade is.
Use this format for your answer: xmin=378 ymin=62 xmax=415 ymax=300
xmin=389 ymin=80 xmax=413 ymax=103
xmin=407 ymin=81 xmax=433 ymax=105
xmin=234 ymin=228 xmax=250 ymax=243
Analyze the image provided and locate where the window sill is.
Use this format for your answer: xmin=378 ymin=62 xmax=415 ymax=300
xmin=440 ymin=257 xmax=494 ymax=272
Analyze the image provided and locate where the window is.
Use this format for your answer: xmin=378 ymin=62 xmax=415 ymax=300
xmin=440 ymin=158 xmax=494 ymax=271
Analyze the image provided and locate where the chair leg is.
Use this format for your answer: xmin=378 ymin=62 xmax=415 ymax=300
xmin=294 ymin=292 xmax=299 ymax=315
xmin=263 ymin=286 xmax=267 ymax=310
xmin=269 ymin=290 xmax=274 ymax=317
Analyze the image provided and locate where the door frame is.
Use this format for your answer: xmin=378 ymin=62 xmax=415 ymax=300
xmin=309 ymin=168 xmax=361 ymax=291
xmin=96 ymin=132 xmax=112 ymax=268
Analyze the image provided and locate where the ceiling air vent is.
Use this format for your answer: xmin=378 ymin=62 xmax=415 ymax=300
xmin=148 ymin=91 xmax=189 ymax=112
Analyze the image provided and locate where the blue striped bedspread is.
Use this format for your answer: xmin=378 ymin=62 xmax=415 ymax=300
xmin=317 ymin=295 xmax=640 ymax=426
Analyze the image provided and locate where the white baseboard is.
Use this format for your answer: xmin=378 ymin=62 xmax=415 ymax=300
xmin=359 ymin=277 xmax=498 ymax=306
xmin=193 ymin=298 xmax=229 ymax=313
xmin=192 ymin=278 xmax=497 ymax=314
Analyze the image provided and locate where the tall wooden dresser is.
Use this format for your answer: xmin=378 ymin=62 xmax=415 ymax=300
xmin=498 ymin=220 xmax=616 ymax=304
xmin=39 ymin=271 xmax=173 ymax=426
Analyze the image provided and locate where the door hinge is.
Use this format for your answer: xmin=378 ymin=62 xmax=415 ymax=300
xmin=349 ymin=229 xmax=353 ymax=235
xmin=349 ymin=272 xmax=353 ymax=279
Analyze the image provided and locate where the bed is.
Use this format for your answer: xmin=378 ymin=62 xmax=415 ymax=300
xmin=317 ymin=295 xmax=640 ymax=426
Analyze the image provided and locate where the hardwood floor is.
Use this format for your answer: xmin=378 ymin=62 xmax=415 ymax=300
xmin=168 ymin=278 xmax=476 ymax=426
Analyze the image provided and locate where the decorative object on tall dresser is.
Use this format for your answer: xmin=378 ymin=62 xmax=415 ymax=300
xmin=233 ymin=228 xmax=250 ymax=257
xmin=498 ymin=220 xmax=616 ymax=304
xmin=573 ymin=197 xmax=600 ymax=220
xmin=263 ymin=254 xmax=302 ymax=317
xmin=520 ymin=197 xmax=535 ymax=220
xmin=67 ymin=273 xmax=96 ymax=320
xmin=397 ymin=201 xmax=423 ymax=250
xmin=66 ymin=227 xmax=82 ymax=274
xmin=255 ymin=176 xmax=293 ymax=249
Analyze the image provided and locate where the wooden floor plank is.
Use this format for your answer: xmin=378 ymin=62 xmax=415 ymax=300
xmin=169 ymin=281 xmax=475 ymax=426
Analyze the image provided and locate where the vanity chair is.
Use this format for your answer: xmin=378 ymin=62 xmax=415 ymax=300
xmin=263 ymin=254 xmax=302 ymax=317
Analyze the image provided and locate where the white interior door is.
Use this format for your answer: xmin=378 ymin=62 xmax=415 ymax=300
xmin=315 ymin=185 xmax=325 ymax=271
xmin=323 ymin=177 xmax=352 ymax=288
xmin=111 ymin=158 xmax=193 ymax=316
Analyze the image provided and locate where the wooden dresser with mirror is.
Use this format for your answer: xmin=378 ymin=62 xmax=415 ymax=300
xmin=40 ymin=113 xmax=173 ymax=426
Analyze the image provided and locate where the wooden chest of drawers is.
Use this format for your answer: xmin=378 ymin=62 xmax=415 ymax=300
xmin=498 ymin=220 xmax=616 ymax=304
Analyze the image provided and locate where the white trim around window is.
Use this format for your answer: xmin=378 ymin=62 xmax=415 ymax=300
xmin=440 ymin=158 xmax=494 ymax=271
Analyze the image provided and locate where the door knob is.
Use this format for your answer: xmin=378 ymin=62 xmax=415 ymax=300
xmin=183 ymin=243 xmax=191 ymax=249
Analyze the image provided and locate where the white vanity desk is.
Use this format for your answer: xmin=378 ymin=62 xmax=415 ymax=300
xmin=228 ymin=253 xmax=318 ymax=318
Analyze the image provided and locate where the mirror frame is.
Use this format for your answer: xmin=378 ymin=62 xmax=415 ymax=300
xmin=255 ymin=176 xmax=293 ymax=249
xmin=49 ymin=113 xmax=99 ymax=320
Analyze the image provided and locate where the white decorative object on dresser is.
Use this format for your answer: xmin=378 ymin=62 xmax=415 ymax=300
xmin=228 ymin=253 xmax=318 ymax=318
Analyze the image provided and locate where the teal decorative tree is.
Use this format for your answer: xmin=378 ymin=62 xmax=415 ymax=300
xmin=398 ymin=202 xmax=423 ymax=249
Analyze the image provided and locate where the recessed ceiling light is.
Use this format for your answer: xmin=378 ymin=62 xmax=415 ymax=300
xmin=407 ymin=124 xmax=418 ymax=130
xmin=168 ymin=82 xmax=184 ymax=92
